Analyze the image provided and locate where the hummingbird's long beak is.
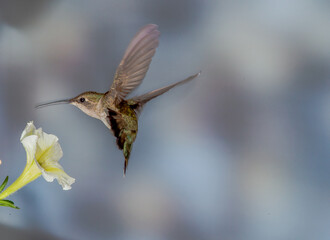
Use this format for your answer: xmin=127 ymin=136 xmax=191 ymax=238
xmin=35 ymin=99 xmax=71 ymax=109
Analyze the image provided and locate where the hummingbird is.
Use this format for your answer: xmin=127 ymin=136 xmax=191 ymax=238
xmin=36 ymin=24 xmax=200 ymax=176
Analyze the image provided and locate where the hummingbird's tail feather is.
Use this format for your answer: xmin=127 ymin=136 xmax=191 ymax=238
xmin=124 ymin=158 xmax=128 ymax=177
xmin=122 ymin=132 xmax=135 ymax=177
xmin=129 ymin=71 xmax=200 ymax=113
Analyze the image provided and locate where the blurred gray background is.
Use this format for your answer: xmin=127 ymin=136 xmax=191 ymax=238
xmin=1 ymin=0 xmax=330 ymax=239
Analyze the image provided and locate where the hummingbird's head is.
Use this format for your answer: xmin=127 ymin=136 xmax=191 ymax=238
xmin=36 ymin=91 xmax=104 ymax=119
xmin=69 ymin=91 xmax=103 ymax=118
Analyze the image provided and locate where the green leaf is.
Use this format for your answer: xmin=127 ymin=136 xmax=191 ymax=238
xmin=0 ymin=199 xmax=20 ymax=209
xmin=2 ymin=199 xmax=14 ymax=205
xmin=0 ymin=176 xmax=9 ymax=193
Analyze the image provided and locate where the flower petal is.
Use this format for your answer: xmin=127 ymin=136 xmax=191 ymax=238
xmin=35 ymin=131 xmax=63 ymax=165
xmin=39 ymin=161 xmax=75 ymax=190
xmin=20 ymin=121 xmax=36 ymax=141
xmin=21 ymin=135 xmax=38 ymax=165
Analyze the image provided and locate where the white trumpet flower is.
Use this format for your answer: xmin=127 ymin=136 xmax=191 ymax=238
xmin=0 ymin=122 xmax=75 ymax=200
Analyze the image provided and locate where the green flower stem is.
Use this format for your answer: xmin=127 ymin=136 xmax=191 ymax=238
xmin=0 ymin=162 xmax=41 ymax=200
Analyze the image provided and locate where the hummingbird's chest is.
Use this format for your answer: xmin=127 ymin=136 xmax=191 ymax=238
xmin=98 ymin=98 xmax=137 ymax=131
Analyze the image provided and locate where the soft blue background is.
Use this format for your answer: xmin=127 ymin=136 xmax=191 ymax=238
xmin=0 ymin=0 xmax=330 ymax=239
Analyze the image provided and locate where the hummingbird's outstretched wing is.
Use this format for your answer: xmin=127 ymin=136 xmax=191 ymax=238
xmin=108 ymin=24 xmax=160 ymax=104
xmin=130 ymin=72 xmax=201 ymax=111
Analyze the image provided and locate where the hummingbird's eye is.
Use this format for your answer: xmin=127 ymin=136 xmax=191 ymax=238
xmin=79 ymin=97 xmax=85 ymax=103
